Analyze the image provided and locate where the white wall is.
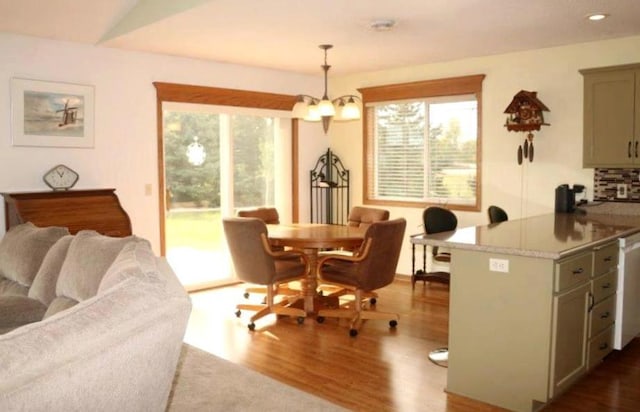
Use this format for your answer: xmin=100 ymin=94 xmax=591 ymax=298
xmin=3 ymin=32 xmax=640 ymax=275
xmin=329 ymin=35 xmax=640 ymax=275
xmin=0 ymin=33 xmax=328 ymax=252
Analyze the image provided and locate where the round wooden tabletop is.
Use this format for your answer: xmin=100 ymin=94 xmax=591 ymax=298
xmin=268 ymin=223 xmax=365 ymax=250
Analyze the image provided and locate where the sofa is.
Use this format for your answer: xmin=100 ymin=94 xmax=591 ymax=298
xmin=0 ymin=222 xmax=192 ymax=411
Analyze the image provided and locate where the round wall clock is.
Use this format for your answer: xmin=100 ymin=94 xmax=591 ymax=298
xmin=43 ymin=164 xmax=79 ymax=191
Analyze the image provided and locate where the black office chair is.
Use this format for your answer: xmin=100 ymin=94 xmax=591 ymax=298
xmin=488 ymin=205 xmax=508 ymax=224
xmin=411 ymin=206 xmax=458 ymax=289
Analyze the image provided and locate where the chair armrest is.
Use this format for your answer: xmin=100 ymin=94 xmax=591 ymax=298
xmin=317 ymin=238 xmax=372 ymax=267
xmin=260 ymin=234 xmax=310 ymax=273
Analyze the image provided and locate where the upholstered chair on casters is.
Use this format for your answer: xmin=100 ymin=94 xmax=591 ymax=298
xmin=346 ymin=206 xmax=390 ymax=230
xmin=411 ymin=206 xmax=458 ymax=289
xmin=319 ymin=206 xmax=390 ymax=303
xmin=223 ymin=217 xmax=308 ymax=331
xmin=235 ymin=207 xmax=299 ymax=300
xmin=315 ymin=218 xmax=406 ymax=337
xmin=487 ymin=205 xmax=509 ymax=224
xmin=237 ymin=207 xmax=281 ymax=224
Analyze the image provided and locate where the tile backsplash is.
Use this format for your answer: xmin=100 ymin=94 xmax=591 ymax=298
xmin=594 ymin=168 xmax=640 ymax=202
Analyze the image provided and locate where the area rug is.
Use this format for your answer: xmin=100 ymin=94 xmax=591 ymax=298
xmin=166 ymin=344 xmax=346 ymax=411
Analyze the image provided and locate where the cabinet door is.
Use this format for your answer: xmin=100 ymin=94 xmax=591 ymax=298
xmin=583 ymin=69 xmax=637 ymax=167
xmin=550 ymin=283 xmax=590 ymax=397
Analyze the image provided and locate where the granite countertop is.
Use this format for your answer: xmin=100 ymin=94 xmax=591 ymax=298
xmin=411 ymin=212 xmax=640 ymax=259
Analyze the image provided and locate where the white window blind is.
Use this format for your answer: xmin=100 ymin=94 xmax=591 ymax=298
xmin=367 ymin=95 xmax=478 ymax=206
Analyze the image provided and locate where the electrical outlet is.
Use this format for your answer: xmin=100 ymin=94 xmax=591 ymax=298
xmin=489 ymin=258 xmax=509 ymax=273
xmin=617 ymin=183 xmax=628 ymax=199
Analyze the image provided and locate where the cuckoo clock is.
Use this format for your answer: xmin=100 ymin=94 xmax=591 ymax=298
xmin=504 ymin=90 xmax=550 ymax=164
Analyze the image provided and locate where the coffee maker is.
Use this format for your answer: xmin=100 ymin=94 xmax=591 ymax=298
xmin=555 ymin=184 xmax=585 ymax=213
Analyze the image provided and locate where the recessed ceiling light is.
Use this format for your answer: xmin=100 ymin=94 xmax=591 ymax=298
xmin=370 ymin=19 xmax=396 ymax=32
xmin=587 ymin=13 xmax=609 ymax=21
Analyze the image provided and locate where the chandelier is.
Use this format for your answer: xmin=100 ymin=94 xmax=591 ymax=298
xmin=291 ymin=44 xmax=361 ymax=134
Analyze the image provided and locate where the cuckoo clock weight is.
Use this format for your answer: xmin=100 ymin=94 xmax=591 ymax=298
xmin=504 ymin=90 xmax=550 ymax=164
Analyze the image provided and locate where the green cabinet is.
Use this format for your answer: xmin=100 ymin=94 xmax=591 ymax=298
xmin=581 ymin=64 xmax=640 ymax=167
xmin=447 ymin=241 xmax=618 ymax=411
xmin=550 ymin=252 xmax=592 ymax=398
xmin=551 ymin=282 xmax=590 ymax=396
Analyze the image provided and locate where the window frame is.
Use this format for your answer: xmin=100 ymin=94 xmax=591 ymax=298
xmin=153 ymin=82 xmax=298 ymax=256
xmin=359 ymin=74 xmax=484 ymax=212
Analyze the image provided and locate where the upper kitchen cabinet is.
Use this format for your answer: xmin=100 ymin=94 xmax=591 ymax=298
xmin=581 ymin=64 xmax=640 ymax=168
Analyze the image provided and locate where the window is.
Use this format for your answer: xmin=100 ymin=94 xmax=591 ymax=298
xmin=161 ymin=103 xmax=292 ymax=289
xmin=360 ymin=75 xmax=484 ymax=211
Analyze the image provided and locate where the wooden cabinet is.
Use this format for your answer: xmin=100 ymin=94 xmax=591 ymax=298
xmin=550 ymin=241 xmax=619 ymax=395
xmin=550 ymin=252 xmax=591 ymax=397
xmin=447 ymin=240 xmax=619 ymax=411
xmin=587 ymin=242 xmax=618 ymax=369
xmin=581 ymin=64 xmax=640 ymax=167
xmin=550 ymin=282 xmax=590 ymax=396
xmin=2 ymin=189 xmax=132 ymax=237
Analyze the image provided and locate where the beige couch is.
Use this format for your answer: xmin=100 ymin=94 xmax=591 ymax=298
xmin=0 ymin=223 xmax=192 ymax=411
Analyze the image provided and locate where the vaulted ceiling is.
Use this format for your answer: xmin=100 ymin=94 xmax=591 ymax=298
xmin=1 ymin=0 xmax=640 ymax=75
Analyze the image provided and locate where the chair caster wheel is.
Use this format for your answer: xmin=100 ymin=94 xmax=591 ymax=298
xmin=389 ymin=320 xmax=398 ymax=328
xmin=370 ymin=298 xmax=377 ymax=305
xmin=235 ymin=310 xmax=241 ymax=318
xmin=316 ymin=316 xmax=325 ymax=323
xmin=349 ymin=329 xmax=358 ymax=337
xmin=297 ymin=317 xmax=305 ymax=325
xmin=248 ymin=322 xmax=256 ymax=331
xmin=243 ymin=292 xmax=250 ymax=299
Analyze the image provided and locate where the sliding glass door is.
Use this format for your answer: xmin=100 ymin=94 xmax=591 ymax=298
xmin=162 ymin=102 xmax=292 ymax=290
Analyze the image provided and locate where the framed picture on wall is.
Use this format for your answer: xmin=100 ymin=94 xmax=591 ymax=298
xmin=10 ymin=78 xmax=95 ymax=148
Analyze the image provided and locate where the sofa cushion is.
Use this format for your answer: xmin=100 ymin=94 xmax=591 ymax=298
xmin=43 ymin=296 xmax=78 ymax=319
xmin=28 ymin=235 xmax=73 ymax=306
xmin=98 ymin=239 xmax=158 ymax=293
xmin=0 ymin=295 xmax=47 ymax=334
xmin=0 ymin=223 xmax=69 ymax=296
xmin=45 ymin=231 xmax=138 ymax=318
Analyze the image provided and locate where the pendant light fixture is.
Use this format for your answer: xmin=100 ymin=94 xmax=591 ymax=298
xmin=291 ymin=44 xmax=361 ymax=134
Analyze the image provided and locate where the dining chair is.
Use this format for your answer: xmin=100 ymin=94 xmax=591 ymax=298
xmin=319 ymin=206 xmax=390 ymax=302
xmin=237 ymin=207 xmax=280 ymax=224
xmin=411 ymin=206 xmax=458 ymax=289
xmin=315 ymin=218 xmax=406 ymax=337
xmin=346 ymin=206 xmax=390 ymax=229
xmin=236 ymin=207 xmax=299 ymax=300
xmin=488 ymin=205 xmax=509 ymax=224
xmin=223 ymin=217 xmax=308 ymax=330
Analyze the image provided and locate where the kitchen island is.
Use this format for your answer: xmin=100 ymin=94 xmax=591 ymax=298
xmin=412 ymin=212 xmax=640 ymax=412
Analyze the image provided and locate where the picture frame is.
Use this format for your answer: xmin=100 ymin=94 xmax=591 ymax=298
xmin=10 ymin=78 xmax=95 ymax=148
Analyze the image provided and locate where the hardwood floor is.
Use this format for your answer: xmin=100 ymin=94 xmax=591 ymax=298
xmin=184 ymin=278 xmax=640 ymax=411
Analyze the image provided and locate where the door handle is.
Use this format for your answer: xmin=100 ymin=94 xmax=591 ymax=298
xmin=636 ymin=141 xmax=638 ymax=158
xmin=629 ymin=141 xmax=632 ymax=158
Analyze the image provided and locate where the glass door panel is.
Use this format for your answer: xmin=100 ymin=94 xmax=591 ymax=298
xmin=162 ymin=104 xmax=289 ymax=291
xmin=163 ymin=110 xmax=231 ymax=290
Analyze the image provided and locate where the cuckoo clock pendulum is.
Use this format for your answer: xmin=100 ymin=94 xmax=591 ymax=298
xmin=504 ymin=90 xmax=550 ymax=164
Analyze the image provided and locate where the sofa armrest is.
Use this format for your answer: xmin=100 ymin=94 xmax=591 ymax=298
xmin=0 ymin=274 xmax=191 ymax=411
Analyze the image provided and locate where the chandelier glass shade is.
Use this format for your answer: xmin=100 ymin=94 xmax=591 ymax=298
xmin=292 ymin=44 xmax=361 ymax=133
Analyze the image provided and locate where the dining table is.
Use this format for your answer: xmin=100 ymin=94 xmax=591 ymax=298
xmin=267 ymin=223 xmax=366 ymax=313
